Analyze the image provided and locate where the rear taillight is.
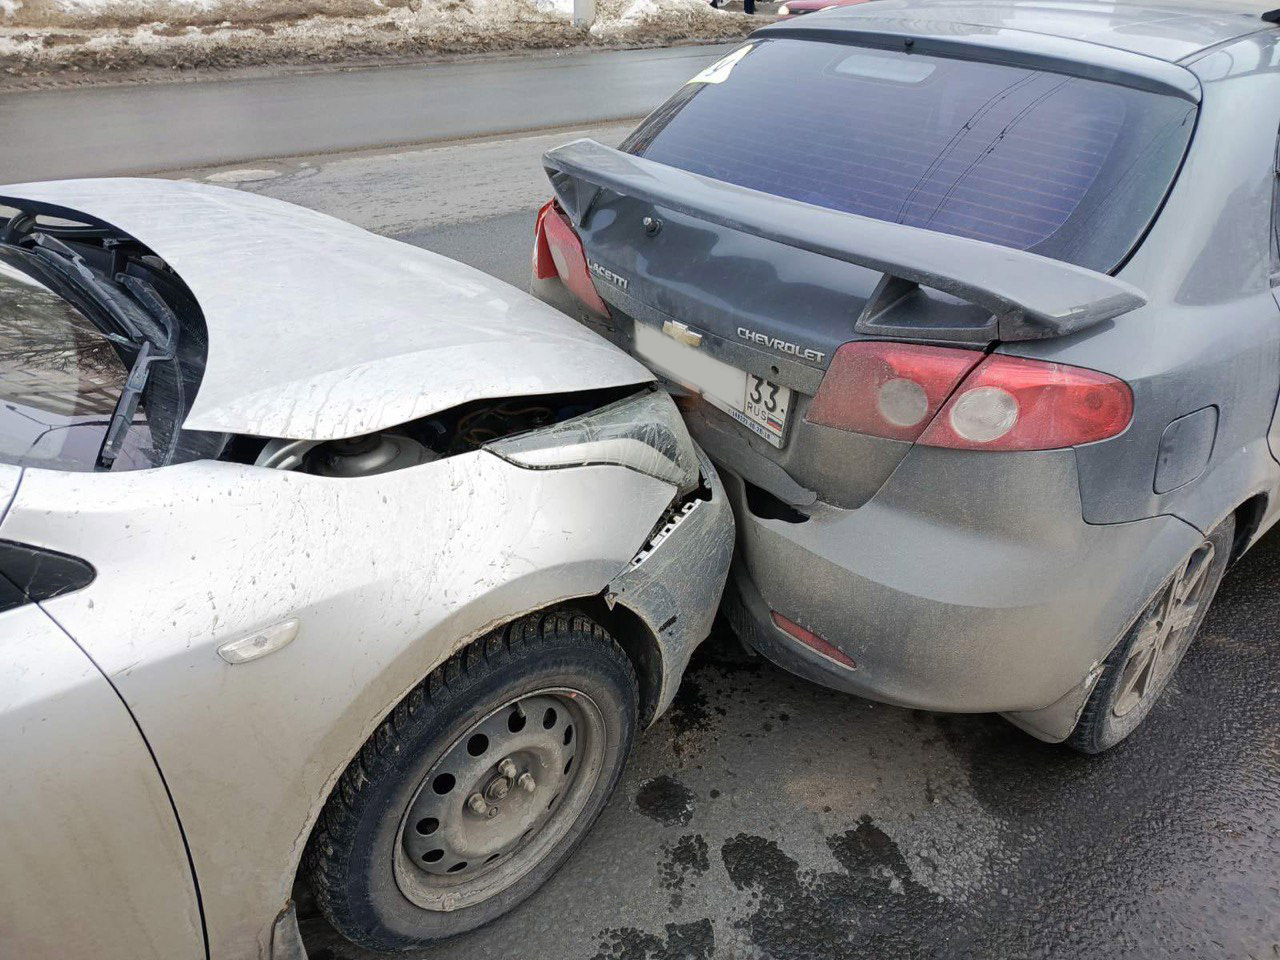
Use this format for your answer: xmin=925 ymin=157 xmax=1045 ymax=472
xmin=806 ymin=341 xmax=981 ymax=442
xmin=533 ymin=199 xmax=610 ymax=317
xmin=533 ymin=200 xmax=557 ymax=280
xmin=807 ymin=341 xmax=1132 ymax=451
xmin=919 ymin=353 xmax=1132 ymax=450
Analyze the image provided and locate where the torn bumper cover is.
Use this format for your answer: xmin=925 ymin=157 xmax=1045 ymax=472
xmin=608 ymin=448 xmax=734 ymax=723
xmin=489 ymin=389 xmax=734 ymax=724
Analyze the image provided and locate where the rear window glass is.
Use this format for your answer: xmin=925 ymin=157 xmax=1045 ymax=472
xmin=623 ymin=40 xmax=1198 ymax=273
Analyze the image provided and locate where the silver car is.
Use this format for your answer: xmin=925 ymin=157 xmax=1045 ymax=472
xmin=0 ymin=179 xmax=732 ymax=957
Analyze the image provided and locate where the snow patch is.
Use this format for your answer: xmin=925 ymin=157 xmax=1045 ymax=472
xmin=1 ymin=0 xmax=754 ymax=75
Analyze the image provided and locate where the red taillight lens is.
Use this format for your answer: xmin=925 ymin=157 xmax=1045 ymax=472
xmin=919 ymin=354 xmax=1132 ymax=451
xmin=807 ymin=340 xmax=1133 ymax=451
xmin=532 ymin=199 xmax=610 ymax=317
xmin=533 ymin=199 xmax=557 ymax=280
xmin=805 ymin=341 xmax=982 ymax=441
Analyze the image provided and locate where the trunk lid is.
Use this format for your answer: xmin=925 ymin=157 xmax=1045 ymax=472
xmin=543 ymin=139 xmax=1146 ymax=508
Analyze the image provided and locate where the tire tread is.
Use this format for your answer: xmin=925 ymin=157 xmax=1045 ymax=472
xmin=303 ymin=606 xmax=634 ymax=946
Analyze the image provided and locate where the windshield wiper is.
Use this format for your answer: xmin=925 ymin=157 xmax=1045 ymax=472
xmin=27 ymin=232 xmax=170 ymax=346
xmin=96 ymin=340 xmax=166 ymax=471
xmin=16 ymin=232 xmax=180 ymax=470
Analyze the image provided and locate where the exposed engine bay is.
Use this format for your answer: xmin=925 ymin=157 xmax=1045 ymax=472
xmin=237 ymin=386 xmax=639 ymax=478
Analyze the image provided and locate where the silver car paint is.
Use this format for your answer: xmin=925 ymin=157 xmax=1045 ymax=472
xmin=0 ymin=178 xmax=654 ymax=440
xmin=0 ymin=463 xmax=18 ymax=515
xmin=0 ymin=187 xmax=735 ymax=958
xmin=3 ymin=452 xmax=678 ymax=959
xmin=0 ymin=602 xmax=204 ymax=959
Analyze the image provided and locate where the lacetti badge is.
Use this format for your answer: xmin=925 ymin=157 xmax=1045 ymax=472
xmin=587 ymin=260 xmax=628 ymax=291
xmin=737 ymin=327 xmax=825 ymax=363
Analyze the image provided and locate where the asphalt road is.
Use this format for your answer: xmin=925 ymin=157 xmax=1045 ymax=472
xmin=0 ymin=44 xmax=733 ymax=183
xmin=177 ymin=125 xmax=1280 ymax=960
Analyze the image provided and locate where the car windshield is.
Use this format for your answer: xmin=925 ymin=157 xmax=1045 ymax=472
xmin=0 ymin=252 xmax=158 ymax=471
xmin=622 ymin=39 xmax=1199 ymax=273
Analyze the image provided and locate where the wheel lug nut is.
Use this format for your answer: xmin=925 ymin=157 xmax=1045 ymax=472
xmin=517 ymin=772 xmax=536 ymax=794
xmin=467 ymin=793 xmax=488 ymax=815
xmin=497 ymin=758 xmax=518 ymax=779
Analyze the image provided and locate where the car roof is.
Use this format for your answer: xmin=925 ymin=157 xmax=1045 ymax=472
xmin=759 ymin=0 xmax=1276 ymax=63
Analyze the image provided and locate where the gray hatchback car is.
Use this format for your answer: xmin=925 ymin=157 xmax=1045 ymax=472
xmin=532 ymin=0 xmax=1280 ymax=752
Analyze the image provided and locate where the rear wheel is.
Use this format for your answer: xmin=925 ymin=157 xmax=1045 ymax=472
xmin=1067 ymin=516 xmax=1233 ymax=754
xmin=305 ymin=610 xmax=637 ymax=950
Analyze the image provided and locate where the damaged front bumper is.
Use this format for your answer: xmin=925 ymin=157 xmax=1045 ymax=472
xmin=606 ymin=448 xmax=734 ymax=723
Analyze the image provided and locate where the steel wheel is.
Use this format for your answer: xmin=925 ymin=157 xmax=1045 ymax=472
xmin=1112 ymin=540 xmax=1215 ymax=718
xmin=393 ymin=688 xmax=605 ymax=912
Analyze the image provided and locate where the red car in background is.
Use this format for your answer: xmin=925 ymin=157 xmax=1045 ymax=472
xmin=777 ymin=0 xmax=870 ymax=16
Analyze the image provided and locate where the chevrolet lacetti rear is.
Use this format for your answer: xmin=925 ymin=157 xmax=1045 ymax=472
xmin=532 ymin=1 xmax=1280 ymax=752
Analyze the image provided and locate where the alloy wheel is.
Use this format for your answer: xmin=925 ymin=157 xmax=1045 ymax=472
xmin=1112 ymin=540 xmax=1216 ymax=718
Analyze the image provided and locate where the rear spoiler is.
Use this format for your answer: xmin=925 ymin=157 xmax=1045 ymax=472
xmin=543 ymin=139 xmax=1147 ymax=343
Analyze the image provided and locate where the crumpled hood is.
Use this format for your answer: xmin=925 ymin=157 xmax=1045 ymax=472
xmin=0 ymin=178 xmax=653 ymax=440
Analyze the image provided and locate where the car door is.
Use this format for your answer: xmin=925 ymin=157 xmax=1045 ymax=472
xmin=0 ymin=463 xmax=205 ymax=960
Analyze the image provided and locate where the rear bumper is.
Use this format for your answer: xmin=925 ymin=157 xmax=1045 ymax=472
xmin=722 ymin=446 xmax=1204 ymax=740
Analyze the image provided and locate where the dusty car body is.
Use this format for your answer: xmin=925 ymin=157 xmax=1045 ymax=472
xmin=532 ymin=1 xmax=1280 ymax=752
xmin=0 ymin=179 xmax=733 ymax=958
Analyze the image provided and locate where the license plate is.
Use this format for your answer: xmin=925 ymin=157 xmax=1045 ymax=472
xmin=633 ymin=322 xmax=792 ymax=448
xmin=737 ymin=373 xmax=791 ymax=447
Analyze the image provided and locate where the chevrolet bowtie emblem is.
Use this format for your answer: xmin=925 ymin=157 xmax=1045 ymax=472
xmin=662 ymin=320 xmax=703 ymax=348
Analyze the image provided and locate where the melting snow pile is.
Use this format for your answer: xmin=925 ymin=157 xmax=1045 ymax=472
xmin=0 ymin=0 xmax=753 ymax=75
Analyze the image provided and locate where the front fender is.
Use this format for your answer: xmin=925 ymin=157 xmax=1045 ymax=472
xmin=5 ymin=454 xmax=673 ymax=960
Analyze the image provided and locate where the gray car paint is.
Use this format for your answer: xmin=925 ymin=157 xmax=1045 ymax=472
xmin=808 ymin=0 xmax=1276 ymax=63
xmin=535 ymin=2 xmax=1280 ymax=741
xmin=544 ymin=139 xmax=1150 ymax=341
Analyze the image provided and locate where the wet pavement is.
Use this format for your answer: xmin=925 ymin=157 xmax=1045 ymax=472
xmin=303 ymin=525 xmax=1280 ymax=959
xmin=0 ymin=45 xmax=730 ymax=182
